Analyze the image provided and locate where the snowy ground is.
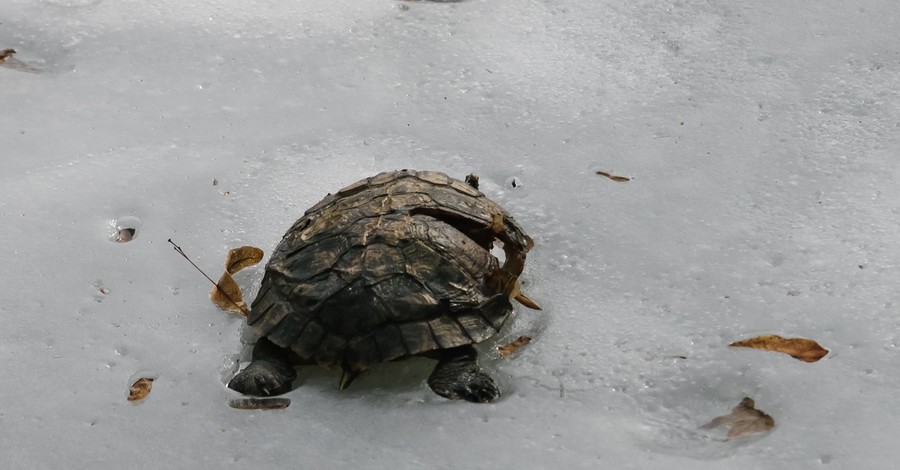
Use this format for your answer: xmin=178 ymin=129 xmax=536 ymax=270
xmin=3 ymin=0 xmax=900 ymax=468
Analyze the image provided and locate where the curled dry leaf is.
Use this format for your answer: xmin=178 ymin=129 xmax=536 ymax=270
xmin=498 ymin=335 xmax=532 ymax=358
xmin=729 ymin=334 xmax=828 ymax=363
xmin=209 ymin=246 xmax=264 ymax=316
xmin=228 ymin=398 xmax=291 ymax=410
xmin=702 ymin=397 xmax=775 ymax=439
xmin=595 ymin=171 xmax=631 ymax=182
xmin=211 ymin=273 xmax=249 ymax=315
xmin=128 ymin=377 xmax=154 ymax=402
xmin=225 ymin=246 xmax=264 ymax=273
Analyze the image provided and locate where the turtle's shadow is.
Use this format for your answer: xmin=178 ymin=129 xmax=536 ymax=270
xmin=291 ymin=355 xmax=514 ymax=403
xmin=294 ymin=357 xmax=436 ymax=397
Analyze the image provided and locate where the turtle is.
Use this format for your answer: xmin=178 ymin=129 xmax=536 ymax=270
xmin=227 ymin=169 xmax=538 ymax=403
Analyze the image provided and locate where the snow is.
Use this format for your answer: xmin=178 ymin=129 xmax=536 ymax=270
xmin=2 ymin=0 xmax=900 ymax=468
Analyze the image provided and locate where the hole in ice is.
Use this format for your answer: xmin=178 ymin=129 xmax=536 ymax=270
xmin=109 ymin=216 xmax=141 ymax=243
xmin=92 ymin=279 xmax=108 ymax=301
xmin=506 ymin=177 xmax=522 ymax=189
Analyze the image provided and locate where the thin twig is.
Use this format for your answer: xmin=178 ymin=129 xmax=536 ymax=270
xmin=168 ymin=239 xmax=217 ymax=286
xmin=168 ymin=239 xmax=249 ymax=315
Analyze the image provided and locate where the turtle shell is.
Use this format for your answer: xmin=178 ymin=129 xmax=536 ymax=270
xmin=247 ymin=169 xmax=533 ymax=373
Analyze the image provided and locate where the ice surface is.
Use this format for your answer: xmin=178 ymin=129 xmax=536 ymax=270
xmin=2 ymin=0 xmax=900 ymax=468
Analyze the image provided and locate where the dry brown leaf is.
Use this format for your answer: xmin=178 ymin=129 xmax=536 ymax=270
xmin=701 ymin=397 xmax=775 ymax=439
xmin=595 ymin=171 xmax=631 ymax=182
xmin=228 ymin=398 xmax=291 ymax=410
xmin=729 ymin=334 xmax=828 ymax=362
xmin=225 ymin=246 xmax=264 ymax=273
xmin=210 ymin=272 xmax=249 ymax=315
xmin=209 ymin=246 xmax=263 ymax=316
xmin=128 ymin=377 xmax=154 ymax=402
xmin=498 ymin=336 xmax=532 ymax=357
xmin=0 ymin=48 xmax=14 ymax=64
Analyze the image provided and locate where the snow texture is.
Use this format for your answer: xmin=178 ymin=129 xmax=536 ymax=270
xmin=2 ymin=0 xmax=900 ymax=468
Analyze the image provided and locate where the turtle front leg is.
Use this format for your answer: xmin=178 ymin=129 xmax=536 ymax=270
xmin=228 ymin=337 xmax=298 ymax=397
xmin=427 ymin=345 xmax=500 ymax=403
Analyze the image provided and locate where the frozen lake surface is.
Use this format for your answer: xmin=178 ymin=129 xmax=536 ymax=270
xmin=2 ymin=0 xmax=899 ymax=468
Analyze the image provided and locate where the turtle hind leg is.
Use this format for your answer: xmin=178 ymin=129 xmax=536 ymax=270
xmin=228 ymin=337 xmax=298 ymax=397
xmin=427 ymin=345 xmax=500 ymax=403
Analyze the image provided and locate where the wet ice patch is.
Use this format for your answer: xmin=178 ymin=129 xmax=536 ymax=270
xmin=631 ymin=357 xmax=775 ymax=460
xmin=41 ymin=0 xmax=104 ymax=6
xmin=0 ymin=19 xmax=80 ymax=75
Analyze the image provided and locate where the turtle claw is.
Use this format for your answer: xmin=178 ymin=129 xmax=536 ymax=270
xmin=514 ymin=292 xmax=541 ymax=310
xmin=428 ymin=346 xmax=500 ymax=403
xmin=339 ymin=369 xmax=362 ymax=390
xmin=431 ymin=370 xmax=500 ymax=403
xmin=228 ymin=360 xmax=297 ymax=397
